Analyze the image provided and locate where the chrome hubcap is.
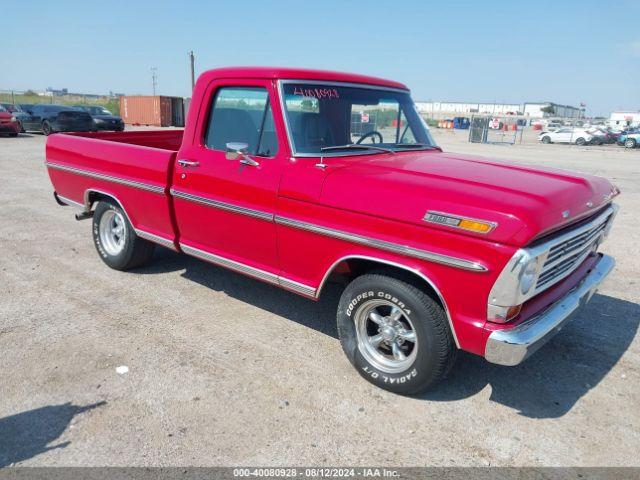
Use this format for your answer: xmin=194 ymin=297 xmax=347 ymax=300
xmin=354 ymin=299 xmax=418 ymax=373
xmin=99 ymin=210 xmax=126 ymax=256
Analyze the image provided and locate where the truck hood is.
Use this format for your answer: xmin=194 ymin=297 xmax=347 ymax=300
xmin=320 ymin=150 xmax=616 ymax=246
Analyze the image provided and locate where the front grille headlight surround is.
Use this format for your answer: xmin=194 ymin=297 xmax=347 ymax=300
xmin=487 ymin=248 xmax=547 ymax=323
xmin=487 ymin=203 xmax=618 ymax=324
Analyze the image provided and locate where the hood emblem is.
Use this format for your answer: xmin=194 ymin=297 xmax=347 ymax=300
xmin=562 ymin=210 xmax=570 ymax=219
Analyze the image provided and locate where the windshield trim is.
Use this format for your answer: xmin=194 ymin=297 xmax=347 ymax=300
xmin=277 ymin=79 xmax=414 ymax=158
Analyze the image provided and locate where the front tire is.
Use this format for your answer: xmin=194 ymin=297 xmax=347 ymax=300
xmin=541 ymin=136 xmax=551 ymax=144
xmin=42 ymin=121 xmax=52 ymax=136
xmin=92 ymin=200 xmax=155 ymax=270
xmin=625 ymin=138 xmax=637 ymax=149
xmin=337 ymin=274 xmax=456 ymax=394
xmin=575 ymin=137 xmax=586 ymax=146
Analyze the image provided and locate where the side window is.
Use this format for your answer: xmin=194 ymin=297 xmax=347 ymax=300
xmin=205 ymin=87 xmax=278 ymax=157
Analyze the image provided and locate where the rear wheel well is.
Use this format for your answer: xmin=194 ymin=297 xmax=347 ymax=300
xmin=320 ymin=257 xmax=444 ymax=307
xmin=85 ymin=191 xmax=116 ymax=211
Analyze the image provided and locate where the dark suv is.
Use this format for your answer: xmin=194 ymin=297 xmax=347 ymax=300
xmin=21 ymin=104 xmax=94 ymax=135
xmin=76 ymin=105 xmax=124 ymax=131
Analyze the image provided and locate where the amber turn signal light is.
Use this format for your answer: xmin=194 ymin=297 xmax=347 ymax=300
xmin=458 ymin=219 xmax=493 ymax=233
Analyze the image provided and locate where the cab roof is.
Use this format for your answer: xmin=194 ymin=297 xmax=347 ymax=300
xmin=199 ymin=67 xmax=409 ymax=91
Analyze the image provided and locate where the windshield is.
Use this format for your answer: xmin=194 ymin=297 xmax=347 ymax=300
xmin=281 ymin=82 xmax=436 ymax=155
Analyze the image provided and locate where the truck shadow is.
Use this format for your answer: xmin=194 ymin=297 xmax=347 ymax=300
xmin=136 ymin=249 xmax=638 ymax=419
xmin=423 ymin=293 xmax=639 ymax=418
xmin=0 ymin=401 xmax=106 ymax=467
xmin=136 ymin=248 xmax=341 ymax=337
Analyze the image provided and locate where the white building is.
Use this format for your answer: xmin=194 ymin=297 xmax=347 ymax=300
xmin=415 ymin=100 xmax=583 ymax=119
xmin=608 ymin=111 xmax=640 ymax=129
xmin=415 ymin=101 xmax=521 ymax=116
xmin=523 ymin=102 xmax=583 ymax=119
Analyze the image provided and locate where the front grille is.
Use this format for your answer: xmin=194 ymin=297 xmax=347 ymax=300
xmin=535 ymin=207 xmax=614 ymax=291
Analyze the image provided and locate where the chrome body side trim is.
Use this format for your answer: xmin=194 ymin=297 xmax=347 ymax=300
xmin=315 ymin=254 xmax=460 ymax=348
xmin=179 ymin=243 xmax=316 ymax=298
xmin=170 ymin=188 xmax=273 ymax=222
xmin=55 ymin=193 xmax=85 ymax=209
xmin=181 ymin=243 xmax=280 ymax=284
xmin=277 ymin=277 xmax=317 ymax=297
xmin=275 ymin=215 xmax=487 ymax=272
xmin=134 ymin=229 xmax=177 ymax=251
xmin=46 ymin=162 xmax=165 ymax=194
xmin=485 ymin=254 xmax=614 ymax=366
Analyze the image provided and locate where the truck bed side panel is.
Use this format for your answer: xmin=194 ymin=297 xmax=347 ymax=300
xmin=45 ymin=133 xmax=177 ymax=246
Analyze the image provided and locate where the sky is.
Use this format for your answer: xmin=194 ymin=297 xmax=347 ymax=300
xmin=2 ymin=0 xmax=639 ymax=116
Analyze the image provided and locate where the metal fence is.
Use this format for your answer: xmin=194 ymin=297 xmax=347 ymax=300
xmin=468 ymin=115 xmax=524 ymax=145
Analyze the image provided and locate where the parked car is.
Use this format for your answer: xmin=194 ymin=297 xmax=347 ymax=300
xmin=76 ymin=105 xmax=124 ymax=131
xmin=618 ymin=128 xmax=640 ymax=146
xmin=0 ymin=103 xmax=28 ymax=132
xmin=45 ymin=67 xmax=619 ymax=394
xmin=545 ymin=122 xmax=563 ymax=131
xmin=539 ymin=127 xmax=594 ymax=145
xmin=0 ymin=104 xmax=21 ymax=137
xmin=623 ymin=132 xmax=639 ymax=148
xmin=21 ymin=104 xmax=94 ymax=135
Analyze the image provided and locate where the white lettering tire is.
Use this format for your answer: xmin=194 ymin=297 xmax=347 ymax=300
xmin=337 ymin=273 xmax=456 ymax=394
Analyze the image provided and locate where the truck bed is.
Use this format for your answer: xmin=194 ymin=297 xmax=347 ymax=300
xmin=68 ymin=129 xmax=184 ymax=151
xmin=45 ymin=130 xmax=181 ymax=248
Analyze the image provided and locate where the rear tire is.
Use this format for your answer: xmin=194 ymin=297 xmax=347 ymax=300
xmin=92 ymin=200 xmax=155 ymax=270
xmin=575 ymin=137 xmax=586 ymax=146
xmin=625 ymin=138 xmax=637 ymax=149
xmin=337 ymin=274 xmax=457 ymax=395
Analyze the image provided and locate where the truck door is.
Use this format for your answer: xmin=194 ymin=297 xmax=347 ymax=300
xmin=171 ymin=79 xmax=285 ymax=278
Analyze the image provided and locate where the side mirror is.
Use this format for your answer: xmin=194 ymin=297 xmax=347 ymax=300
xmin=225 ymin=142 xmax=259 ymax=166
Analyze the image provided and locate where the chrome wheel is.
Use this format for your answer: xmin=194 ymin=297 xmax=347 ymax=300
xmin=98 ymin=209 xmax=127 ymax=256
xmin=354 ymin=299 xmax=418 ymax=373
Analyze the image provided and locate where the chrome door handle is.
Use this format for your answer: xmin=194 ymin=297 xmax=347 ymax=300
xmin=178 ymin=159 xmax=200 ymax=168
xmin=239 ymin=157 xmax=260 ymax=167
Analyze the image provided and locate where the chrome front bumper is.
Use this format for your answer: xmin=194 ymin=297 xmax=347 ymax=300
xmin=484 ymin=254 xmax=615 ymax=366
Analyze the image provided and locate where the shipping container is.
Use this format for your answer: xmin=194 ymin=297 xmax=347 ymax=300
xmin=119 ymin=95 xmax=185 ymax=127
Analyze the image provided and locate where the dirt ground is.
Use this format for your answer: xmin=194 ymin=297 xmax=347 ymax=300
xmin=1 ymin=128 xmax=639 ymax=467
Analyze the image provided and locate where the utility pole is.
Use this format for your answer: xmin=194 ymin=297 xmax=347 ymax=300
xmin=189 ymin=51 xmax=195 ymax=92
xmin=151 ymin=67 xmax=158 ymax=96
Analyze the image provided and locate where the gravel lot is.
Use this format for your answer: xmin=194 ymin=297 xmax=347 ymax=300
xmin=1 ymin=129 xmax=639 ymax=467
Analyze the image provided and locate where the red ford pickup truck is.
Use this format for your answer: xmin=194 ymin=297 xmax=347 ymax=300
xmin=46 ymin=67 xmax=619 ymax=394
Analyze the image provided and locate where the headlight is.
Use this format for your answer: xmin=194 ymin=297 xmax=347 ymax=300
xmin=10 ymin=116 xmax=16 ymax=122
xmin=519 ymin=258 xmax=538 ymax=295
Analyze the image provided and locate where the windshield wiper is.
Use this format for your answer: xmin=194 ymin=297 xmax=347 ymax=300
xmin=320 ymin=144 xmax=395 ymax=155
xmin=394 ymin=143 xmax=438 ymax=150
